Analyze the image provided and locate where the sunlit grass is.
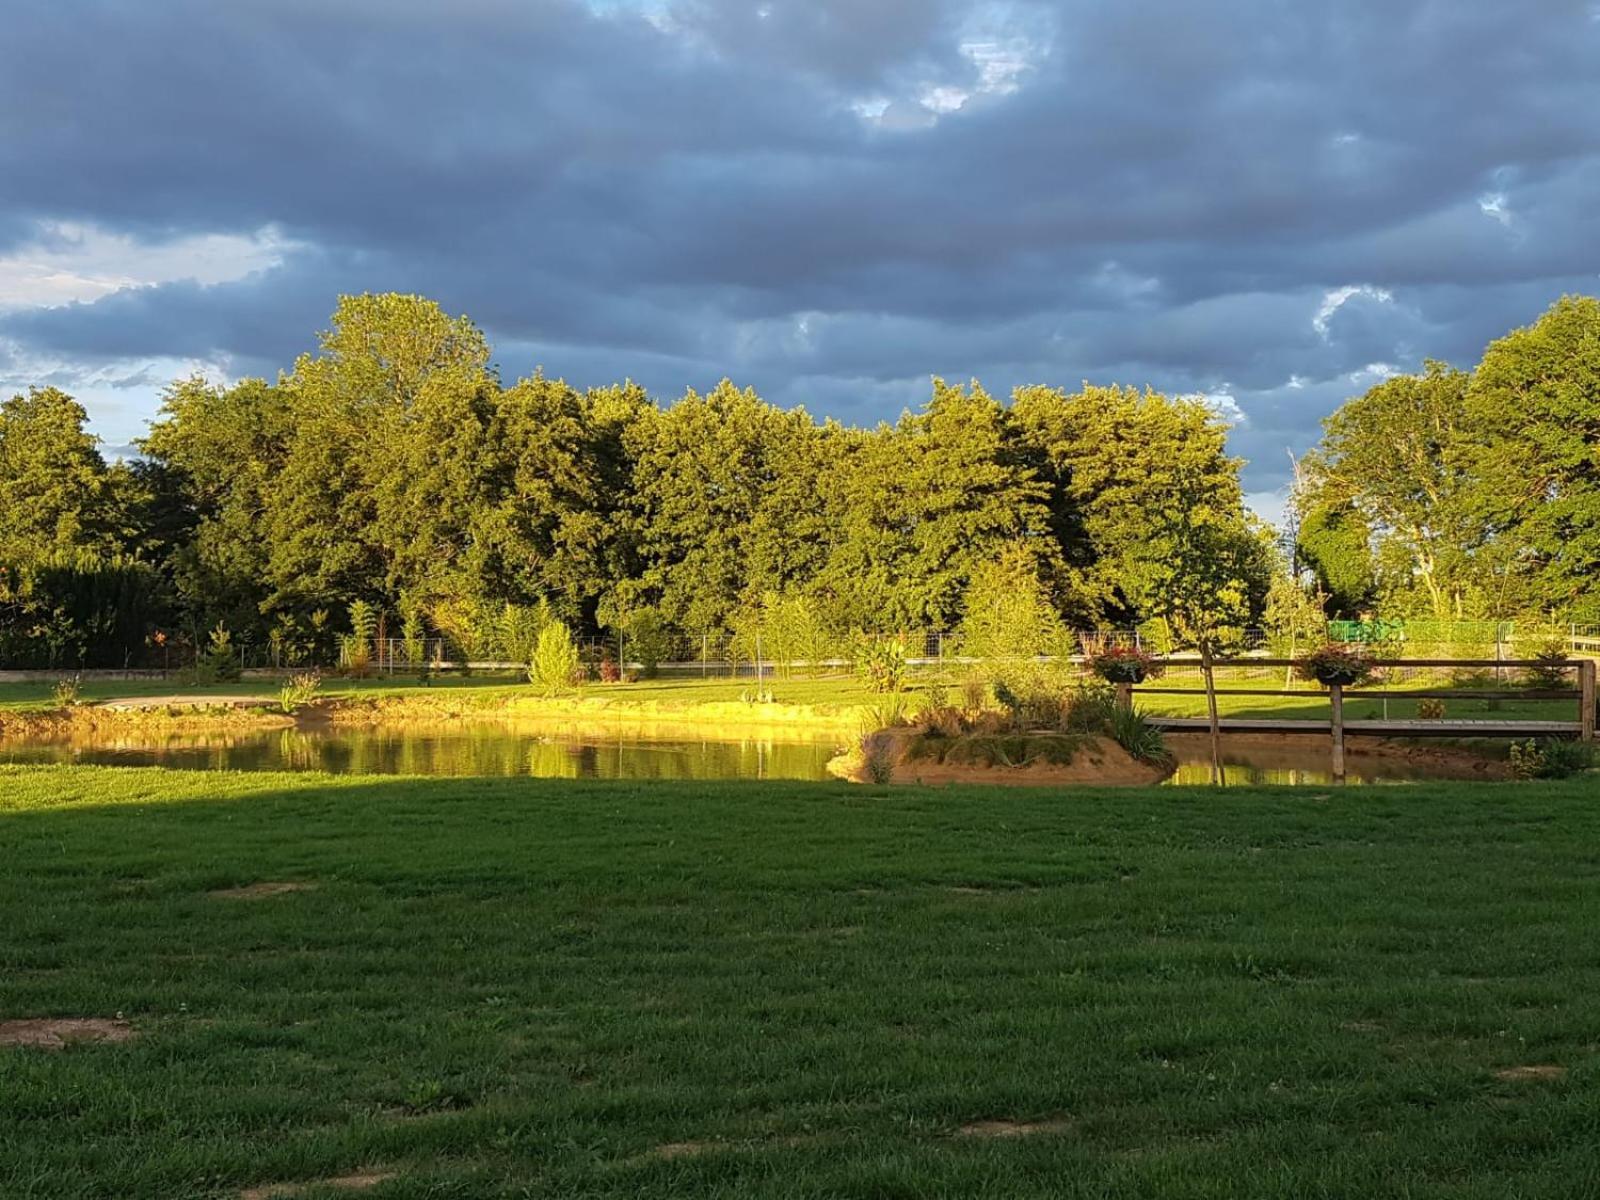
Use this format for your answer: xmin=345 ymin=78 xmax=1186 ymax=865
xmin=4 ymin=766 xmax=1600 ymax=1197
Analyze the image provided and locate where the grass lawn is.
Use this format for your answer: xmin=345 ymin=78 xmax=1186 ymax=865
xmin=4 ymin=767 xmax=1600 ymax=1198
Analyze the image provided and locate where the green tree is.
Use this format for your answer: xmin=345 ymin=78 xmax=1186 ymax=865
xmin=1011 ymin=383 xmax=1247 ymax=625
xmin=140 ymin=375 xmax=290 ymax=637
xmin=1128 ymin=461 xmax=1265 ymax=784
xmin=956 ymin=542 xmax=1065 ymax=662
xmin=1316 ymin=363 xmax=1486 ymax=619
xmin=1294 ymin=500 xmax=1374 ymax=617
xmin=816 ymin=380 xmax=1052 ymax=630
xmin=267 ymin=293 xmax=496 ymax=615
xmin=0 ymin=387 xmax=119 ymax=565
xmin=1466 ymin=296 xmax=1600 ymax=620
xmin=530 ymin=620 xmax=581 ymax=695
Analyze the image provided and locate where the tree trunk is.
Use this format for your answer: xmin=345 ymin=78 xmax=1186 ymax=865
xmin=1200 ymin=640 xmax=1224 ymax=787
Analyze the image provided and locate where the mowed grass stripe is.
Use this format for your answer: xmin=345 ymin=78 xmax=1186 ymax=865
xmin=2 ymin=766 xmax=1598 ymax=1198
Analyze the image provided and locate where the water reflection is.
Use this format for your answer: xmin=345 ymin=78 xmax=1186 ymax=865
xmin=1 ymin=727 xmax=1492 ymax=785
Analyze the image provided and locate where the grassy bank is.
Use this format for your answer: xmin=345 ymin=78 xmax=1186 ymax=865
xmin=4 ymin=767 xmax=1599 ymax=1197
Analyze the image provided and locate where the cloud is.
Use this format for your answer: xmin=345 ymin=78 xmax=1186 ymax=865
xmin=0 ymin=0 xmax=1598 ymax=506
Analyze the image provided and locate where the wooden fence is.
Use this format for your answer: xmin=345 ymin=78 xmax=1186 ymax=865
xmin=1130 ymin=658 xmax=1596 ymax=782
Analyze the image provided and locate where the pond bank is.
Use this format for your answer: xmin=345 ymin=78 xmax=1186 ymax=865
xmin=828 ymin=730 xmax=1173 ymax=788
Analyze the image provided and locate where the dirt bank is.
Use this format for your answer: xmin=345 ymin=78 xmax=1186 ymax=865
xmin=320 ymin=693 xmax=864 ymax=736
xmin=830 ymin=731 xmax=1172 ymax=788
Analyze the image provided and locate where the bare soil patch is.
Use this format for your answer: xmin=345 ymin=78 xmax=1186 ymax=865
xmin=649 ymin=1141 xmax=722 ymax=1160
xmin=1494 ymin=1065 xmax=1566 ymax=1082
xmin=956 ymin=1117 xmax=1075 ymax=1139
xmin=239 ymin=1171 xmax=395 ymax=1200
xmin=210 ymin=881 xmax=319 ymax=900
xmin=0 ymin=1017 xmax=134 ymax=1049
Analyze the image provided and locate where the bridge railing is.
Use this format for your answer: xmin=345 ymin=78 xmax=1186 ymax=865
xmin=1128 ymin=657 xmax=1595 ymax=780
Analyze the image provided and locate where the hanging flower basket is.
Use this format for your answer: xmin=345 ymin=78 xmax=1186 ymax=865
xmin=1087 ymin=645 xmax=1163 ymax=684
xmin=1295 ymin=644 xmax=1375 ymax=688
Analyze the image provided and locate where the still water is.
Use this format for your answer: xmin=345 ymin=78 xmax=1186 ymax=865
xmin=0 ymin=725 xmax=1489 ymax=785
xmin=0 ymin=726 xmax=842 ymax=781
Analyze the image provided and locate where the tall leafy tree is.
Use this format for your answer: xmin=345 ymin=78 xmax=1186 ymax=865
xmin=0 ymin=387 xmax=120 ymax=565
xmin=625 ymin=380 xmax=798 ymax=635
xmin=1316 ymin=362 xmax=1484 ymax=619
xmin=140 ymin=376 xmax=290 ymax=635
xmin=1011 ymin=383 xmax=1248 ymax=625
xmin=1466 ymin=295 xmax=1600 ymax=620
xmin=816 ymin=380 xmax=1052 ymax=631
xmin=1294 ymin=500 xmax=1375 ymax=617
xmin=267 ymin=293 xmax=496 ymax=618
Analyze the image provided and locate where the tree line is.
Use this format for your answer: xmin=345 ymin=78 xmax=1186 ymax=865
xmin=1 ymin=291 xmax=1595 ymax=669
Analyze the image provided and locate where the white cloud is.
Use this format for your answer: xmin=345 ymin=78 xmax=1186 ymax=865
xmin=1245 ymin=490 xmax=1289 ymax=529
xmin=1478 ymin=191 xmax=1512 ymax=228
xmin=1348 ymin=361 xmax=1398 ymax=383
xmin=1312 ymin=284 xmax=1393 ymax=339
xmin=1191 ymin=389 xmax=1245 ymax=426
xmin=0 ymin=222 xmax=296 ymax=312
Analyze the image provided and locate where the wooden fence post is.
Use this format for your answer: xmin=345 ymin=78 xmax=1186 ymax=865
xmin=1330 ymin=682 xmax=1347 ymax=782
xmin=1581 ymin=660 xmax=1596 ymax=742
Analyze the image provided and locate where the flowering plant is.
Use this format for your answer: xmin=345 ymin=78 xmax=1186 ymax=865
xmin=1087 ymin=644 xmax=1163 ymax=684
xmin=1295 ymin=644 xmax=1375 ymax=687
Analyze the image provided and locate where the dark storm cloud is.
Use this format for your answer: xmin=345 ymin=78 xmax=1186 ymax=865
xmin=3 ymin=0 xmax=1599 ymax=496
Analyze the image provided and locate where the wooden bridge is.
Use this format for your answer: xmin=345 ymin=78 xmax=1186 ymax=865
xmin=1128 ymin=657 xmax=1595 ymax=781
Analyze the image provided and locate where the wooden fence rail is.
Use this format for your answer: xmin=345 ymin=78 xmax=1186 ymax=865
xmin=1128 ymin=657 xmax=1595 ymax=782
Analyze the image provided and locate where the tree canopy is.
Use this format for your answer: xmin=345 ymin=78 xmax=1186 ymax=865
xmin=7 ymin=290 xmax=1598 ymax=667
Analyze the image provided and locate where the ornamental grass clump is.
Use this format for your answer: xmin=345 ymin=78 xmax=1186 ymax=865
xmin=1295 ymin=644 xmax=1375 ymax=688
xmin=278 ymin=671 xmax=322 ymax=715
xmin=1087 ymin=644 xmax=1163 ymax=684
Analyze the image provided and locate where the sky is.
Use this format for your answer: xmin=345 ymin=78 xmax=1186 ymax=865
xmin=3 ymin=1 xmax=1599 ymax=522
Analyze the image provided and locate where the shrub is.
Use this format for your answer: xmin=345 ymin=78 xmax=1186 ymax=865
xmin=1510 ymin=738 xmax=1599 ymax=780
xmin=1104 ymin=705 xmax=1171 ymax=764
xmin=498 ymin=600 xmax=553 ymax=667
xmin=859 ymin=693 xmax=914 ymax=734
xmin=598 ymin=655 xmax=621 ymax=684
xmin=342 ymin=600 xmax=378 ymax=677
xmin=1087 ymin=644 xmax=1163 ymax=684
xmin=625 ymin=608 xmax=673 ymax=679
xmin=200 ymin=622 xmax=242 ymax=683
xmin=1295 ymin=644 xmax=1374 ymax=687
xmin=860 ymin=734 xmax=896 ymax=784
xmin=1525 ymin=636 xmax=1571 ymax=689
xmin=960 ymin=674 xmax=988 ymax=713
xmin=1061 ymin=681 xmax=1117 ymax=733
xmin=529 ymin=621 xmax=581 ymax=695
xmin=854 ymin=634 xmax=908 ymax=693
xmin=399 ymin=596 xmax=427 ymax=675
xmin=992 ymin=679 xmax=1025 ymax=729
xmin=278 ymin=671 xmax=322 ymax=715
xmin=52 ymin=675 xmax=81 ymax=708
xmin=1415 ymin=698 xmax=1446 ymax=719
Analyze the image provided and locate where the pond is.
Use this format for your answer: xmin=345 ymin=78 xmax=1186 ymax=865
xmin=0 ymin=724 xmax=1495 ymax=785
